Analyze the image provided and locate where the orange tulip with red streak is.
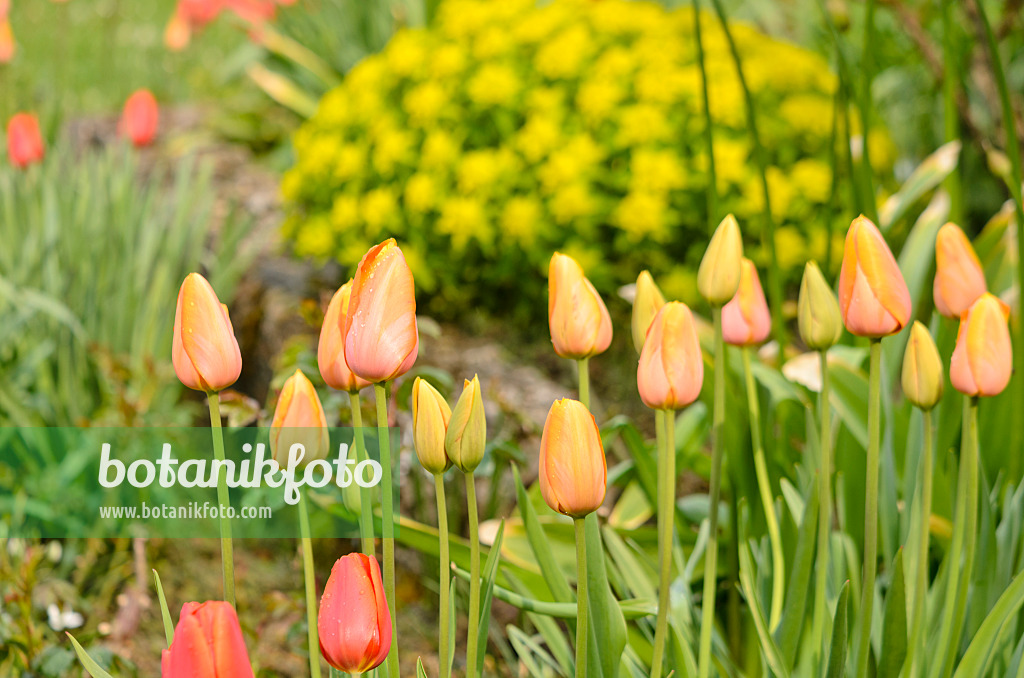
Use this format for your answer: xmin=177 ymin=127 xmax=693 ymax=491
xmin=161 ymin=601 xmax=254 ymax=678
xmin=950 ymin=293 xmax=1012 ymax=397
xmin=838 ymin=215 xmax=912 ymax=337
xmin=637 ymin=302 xmax=704 ymax=410
xmin=7 ymin=113 xmax=45 ymax=168
xmin=318 ymin=553 xmax=392 ymax=673
xmin=538 ymin=398 xmax=607 ymax=518
xmin=721 ymin=258 xmax=771 ymax=347
xmin=318 ymin=281 xmax=370 ymax=393
xmin=548 ymin=252 xmax=612 ymax=360
xmin=172 ymin=273 xmax=242 ymax=393
xmin=933 ymin=222 xmax=987 ymax=319
xmin=269 ymin=369 xmax=330 ymax=465
xmin=344 ymin=239 xmax=419 ymax=383
xmin=119 ymin=89 xmax=159 ymax=148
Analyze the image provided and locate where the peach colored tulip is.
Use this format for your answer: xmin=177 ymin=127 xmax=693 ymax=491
xmin=638 ymin=302 xmax=704 ymax=410
xmin=933 ymin=222 xmax=986 ymax=319
xmin=0 ymin=18 xmax=14 ymax=63
xmin=164 ymin=11 xmax=191 ymax=51
xmin=172 ymin=273 xmax=242 ymax=393
xmin=838 ymin=215 xmax=912 ymax=337
xmin=7 ymin=113 xmax=44 ymax=168
xmin=318 ymin=281 xmax=370 ymax=393
xmin=344 ymin=239 xmax=419 ymax=383
xmin=539 ymin=399 xmax=607 ymax=518
xmin=548 ymin=252 xmax=612 ymax=359
xmin=119 ymin=89 xmax=159 ymax=148
xmin=950 ymin=293 xmax=1012 ymax=397
xmin=318 ymin=553 xmax=392 ymax=673
xmin=270 ymin=369 xmax=330 ymax=466
xmin=161 ymin=601 xmax=254 ymax=678
xmin=631 ymin=270 xmax=666 ymax=354
xmin=721 ymin=258 xmax=771 ymax=346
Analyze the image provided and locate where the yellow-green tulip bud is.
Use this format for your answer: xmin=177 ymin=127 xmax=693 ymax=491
xmin=697 ymin=214 xmax=744 ymax=306
xmin=901 ymin=321 xmax=943 ymax=410
xmin=412 ymin=377 xmax=452 ymax=475
xmin=798 ymin=261 xmax=843 ymax=350
xmin=631 ymin=270 xmax=666 ymax=354
xmin=445 ymin=375 xmax=486 ymax=473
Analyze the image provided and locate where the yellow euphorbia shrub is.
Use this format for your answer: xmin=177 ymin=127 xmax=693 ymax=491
xmin=283 ymin=0 xmax=890 ymax=317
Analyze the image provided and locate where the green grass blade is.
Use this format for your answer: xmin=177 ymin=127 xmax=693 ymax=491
xmin=826 ymin=582 xmax=851 ymax=678
xmin=66 ymin=633 xmax=115 ymax=678
xmin=878 ymin=550 xmax=908 ymax=678
xmin=152 ymin=568 xmax=175 ymax=648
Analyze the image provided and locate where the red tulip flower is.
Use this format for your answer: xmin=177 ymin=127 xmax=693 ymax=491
xmin=318 ymin=553 xmax=392 ymax=673
xmin=7 ymin=113 xmax=45 ymax=168
xmin=120 ymin=89 xmax=159 ymax=147
xmin=161 ymin=601 xmax=254 ymax=678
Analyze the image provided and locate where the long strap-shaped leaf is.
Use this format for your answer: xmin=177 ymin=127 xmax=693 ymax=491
xmin=67 ymin=633 xmax=115 ymax=678
xmin=826 ymin=582 xmax=851 ymax=678
xmin=513 ymin=466 xmax=574 ymax=603
xmin=952 ymin=569 xmax=1024 ymax=678
xmin=152 ymin=568 xmax=174 ymax=647
xmin=737 ymin=502 xmax=791 ymax=678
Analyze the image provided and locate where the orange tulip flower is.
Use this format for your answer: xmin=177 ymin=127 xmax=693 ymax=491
xmin=269 ymin=369 xmax=330 ymax=466
xmin=637 ymin=302 xmax=704 ymax=410
xmin=950 ymin=293 xmax=1012 ymax=397
xmin=318 ymin=281 xmax=370 ymax=393
xmin=721 ymin=258 xmax=771 ymax=347
xmin=344 ymin=239 xmax=419 ymax=383
xmin=538 ymin=398 xmax=607 ymax=518
xmin=164 ymin=10 xmax=191 ymax=50
xmin=548 ymin=252 xmax=612 ymax=360
xmin=7 ymin=113 xmax=44 ymax=168
xmin=933 ymin=222 xmax=987 ymax=319
xmin=318 ymin=553 xmax=392 ymax=673
xmin=172 ymin=273 xmax=242 ymax=393
xmin=161 ymin=601 xmax=254 ymax=678
xmin=838 ymin=215 xmax=912 ymax=337
xmin=0 ymin=18 xmax=14 ymax=64
xmin=119 ymin=89 xmax=159 ymax=148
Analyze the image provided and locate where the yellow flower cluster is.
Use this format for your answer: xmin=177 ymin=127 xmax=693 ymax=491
xmin=283 ymin=0 xmax=891 ymax=314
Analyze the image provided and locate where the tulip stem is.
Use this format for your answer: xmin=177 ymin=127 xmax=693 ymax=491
xmin=373 ymin=383 xmax=400 ymax=678
xmin=574 ymin=517 xmax=589 ymax=678
xmin=853 ymin=338 xmax=882 ymax=678
xmin=465 ymin=472 xmax=482 ymax=678
xmin=651 ymin=409 xmax=676 ymax=676
xmin=906 ymin=408 xmax=934 ymax=678
xmin=931 ymin=397 xmax=979 ymax=678
xmin=811 ymin=349 xmax=833 ymax=664
xmin=435 ymin=474 xmax=451 ymax=678
xmin=207 ymin=393 xmax=235 ymax=608
xmin=349 ymin=391 xmax=375 ymax=556
xmin=742 ymin=348 xmax=785 ymax=630
xmin=698 ymin=307 xmax=727 ymax=678
xmin=298 ymin=491 xmax=321 ymax=678
xmin=692 ymin=0 xmax=718 ymax=228
xmin=577 ymin=358 xmax=591 ymax=410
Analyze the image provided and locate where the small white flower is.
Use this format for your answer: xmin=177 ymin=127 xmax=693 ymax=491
xmin=47 ymin=604 xmax=84 ymax=632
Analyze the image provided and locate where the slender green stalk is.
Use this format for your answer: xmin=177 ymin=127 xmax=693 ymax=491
xmin=742 ymin=348 xmax=785 ymax=629
xmin=811 ymin=349 xmax=833 ymax=663
xmin=707 ymin=0 xmax=785 ymax=347
xmin=906 ymin=409 xmax=934 ymax=678
xmin=698 ymin=307 xmax=727 ymax=678
xmin=434 ymin=474 xmax=451 ymax=678
xmin=941 ymin=0 xmax=962 ymax=225
xmin=465 ymin=472 xmax=481 ymax=678
xmin=349 ymin=391 xmax=375 ymax=557
xmin=299 ymin=492 xmax=321 ymax=678
xmin=373 ymin=383 xmax=399 ymax=678
xmin=853 ymin=339 xmax=882 ymax=678
xmin=692 ymin=0 xmax=718 ymax=229
xmin=932 ymin=397 xmax=979 ymax=678
xmin=855 ymin=0 xmax=879 ymax=224
xmin=574 ymin=517 xmax=589 ymax=678
xmin=578 ymin=358 xmax=591 ymax=410
xmin=651 ymin=409 xmax=675 ymax=675
xmin=207 ymin=393 xmax=235 ymax=607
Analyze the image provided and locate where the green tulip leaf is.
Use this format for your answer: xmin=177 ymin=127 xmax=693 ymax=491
xmin=66 ymin=633 xmax=115 ymax=678
xmin=878 ymin=549 xmax=908 ymax=678
xmin=152 ymin=568 xmax=174 ymax=648
xmin=826 ymin=582 xmax=851 ymax=678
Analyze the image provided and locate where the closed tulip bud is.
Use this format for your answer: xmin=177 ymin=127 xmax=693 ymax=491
xmin=161 ymin=601 xmax=254 ymax=678
xmin=901 ymin=322 xmax=943 ymax=410
xmin=637 ymin=302 xmax=704 ymax=410
xmin=631 ymin=270 xmax=666 ymax=354
xmin=412 ymin=377 xmax=452 ymax=474
xmin=344 ymin=239 xmax=419 ymax=383
xmin=172 ymin=273 xmax=242 ymax=393
xmin=698 ymin=214 xmax=744 ymax=306
xmin=318 ymin=554 xmax=392 ymax=673
xmin=933 ymin=222 xmax=986 ymax=319
xmin=950 ymin=293 xmax=1012 ymax=397
xmin=270 ymin=369 xmax=330 ymax=466
xmin=548 ymin=252 xmax=613 ymax=359
xmin=838 ymin=215 xmax=912 ymax=337
xmin=119 ymin=89 xmax=159 ymax=148
xmin=7 ymin=113 xmax=45 ymax=168
xmin=722 ymin=258 xmax=771 ymax=346
xmin=539 ymin=399 xmax=607 ymax=518
xmin=798 ymin=261 xmax=843 ymax=350
xmin=318 ymin=281 xmax=370 ymax=393
xmin=445 ymin=375 xmax=486 ymax=473
xmin=0 ymin=18 xmax=14 ymax=63
xmin=164 ymin=11 xmax=191 ymax=51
